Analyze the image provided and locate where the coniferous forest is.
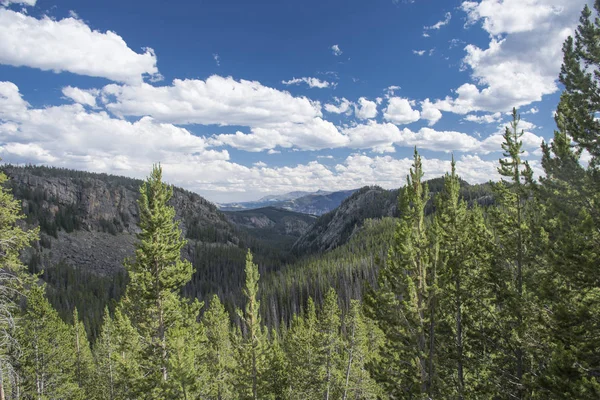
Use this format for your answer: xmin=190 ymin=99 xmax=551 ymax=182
xmin=1 ymin=3 xmax=600 ymax=399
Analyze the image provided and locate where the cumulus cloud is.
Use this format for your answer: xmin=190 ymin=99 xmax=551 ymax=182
xmin=420 ymin=99 xmax=443 ymax=126
xmin=324 ymin=97 xmax=353 ymax=115
xmin=413 ymin=50 xmax=426 ymax=56
xmin=432 ymin=0 xmax=585 ymax=115
xmin=213 ymin=53 xmax=220 ymax=66
xmin=0 ymin=82 xmax=535 ymax=202
xmin=384 ymin=97 xmax=421 ymax=125
xmin=0 ymin=82 xmax=228 ymax=177
xmin=282 ymin=77 xmax=333 ymax=89
xmin=210 ymin=118 xmax=348 ymax=152
xmin=354 ymin=97 xmax=378 ymax=119
xmin=1 ymin=0 xmax=36 ymax=5
xmin=464 ymin=112 xmax=503 ymax=124
xmin=331 ymin=44 xmax=343 ymax=56
xmin=103 ymin=75 xmax=321 ymax=126
xmin=62 ymin=86 xmax=99 ymax=108
xmin=0 ymin=9 xmax=160 ymax=84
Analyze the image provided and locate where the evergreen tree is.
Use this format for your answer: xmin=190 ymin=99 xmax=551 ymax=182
xmin=285 ymin=298 xmax=320 ymax=399
xmin=434 ymin=158 xmax=494 ymax=398
xmin=317 ymin=287 xmax=343 ymax=400
xmin=122 ymin=164 xmax=200 ymax=396
xmin=236 ymin=250 xmax=267 ymax=400
xmin=0 ymin=166 xmax=38 ymax=398
xmin=203 ymin=295 xmax=236 ymax=399
xmin=92 ymin=308 xmax=118 ymax=400
xmin=262 ymin=329 xmax=289 ymax=400
xmin=535 ymin=2 xmax=600 ymax=396
xmin=366 ymin=149 xmax=438 ymax=398
xmin=72 ymin=308 xmax=94 ymax=396
xmin=16 ymin=285 xmax=82 ymax=399
xmin=342 ymin=300 xmax=381 ymax=400
xmin=489 ymin=108 xmax=541 ymax=398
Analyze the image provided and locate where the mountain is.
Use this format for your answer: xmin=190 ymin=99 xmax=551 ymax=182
xmin=256 ymin=189 xmax=330 ymax=202
xmin=292 ymin=178 xmax=494 ymax=256
xmin=223 ymin=207 xmax=317 ymax=251
xmin=1 ymin=165 xmax=296 ymax=335
xmin=292 ymin=186 xmax=399 ymax=255
xmin=219 ymin=189 xmax=357 ymax=215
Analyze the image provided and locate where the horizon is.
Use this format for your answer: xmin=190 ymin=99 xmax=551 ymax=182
xmin=0 ymin=0 xmax=588 ymax=202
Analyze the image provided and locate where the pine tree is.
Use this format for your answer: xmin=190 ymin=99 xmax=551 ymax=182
xmin=122 ymin=164 xmax=200 ymax=396
xmin=434 ymin=158 xmax=494 ymax=398
xmin=203 ymin=295 xmax=236 ymax=399
xmin=236 ymin=250 xmax=267 ymax=400
xmin=317 ymin=287 xmax=343 ymax=400
xmin=0 ymin=166 xmax=38 ymax=398
xmin=111 ymin=307 xmax=143 ymax=399
xmin=16 ymin=285 xmax=83 ymax=399
xmin=342 ymin=300 xmax=382 ymax=400
xmin=366 ymin=148 xmax=437 ymax=398
xmin=489 ymin=108 xmax=540 ymax=398
xmin=285 ymin=298 xmax=320 ymax=399
xmin=92 ymin=308 xmax=118 ymax=400
xmin=535 ymin=2 xmax=600 ymax=396
xmin=262 ymin=329 xmax=289 ymax=400
xmin=72 ymin=308 xmax=94 ymax=396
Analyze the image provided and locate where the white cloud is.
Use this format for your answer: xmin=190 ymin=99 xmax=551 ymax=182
xmin=425 ymin=11 xmax=452 ymax=30
xmin=62 ymin=86 xmax=99 ymax=108
xmin=464 ymin=112 xmax=503 ymax=124
xmin=433 ymin=0 xmax=585 ymax=115
xmin=324 ymin=97 xmax=353 ymax=115
xmin=331 ymin=44 xmax=343 ymax=56
xmin=462 ymin=0 xmax=563 ymax=35
xmin=0 ymin=81 xmax=29 ymax=120
xmin=1 ymin=0 xmax=36 ymax=5
xmin=282 ymin=77 xmax=332 ymax=89
xmin=420 ymin=99 xmax=443 ymax=126
xmin=0 ymin=82 xmax=228 ymax=177
xmin=213 ymin=53 xmax=220 ymax=66
xmin=384 ymin=97 xmax=421 ymax=125
xmin=413 ymin=50 xmax=426 ymax=56
xmin=104 ymin=75 xmax=321 ymax=126
xmin=0 ymin=9 xmax=159 ymax=84
xmin=354 ymin=97 xmax=378 ymax=119
xmin=211 ymin=118 xmax=348 ymax=152
xmin=253 ymin=161 xmax=267 ymax=167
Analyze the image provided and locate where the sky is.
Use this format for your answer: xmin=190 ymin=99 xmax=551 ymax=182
xmin=0 ymin=0 xmax=590 ymax=202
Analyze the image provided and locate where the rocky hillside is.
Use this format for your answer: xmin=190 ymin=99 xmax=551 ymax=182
xmin=292 ymin=186 xmax=399 ymax=254
xmin=3 ymin=165 xmax=240 ymax=276
xmin=292 ymin=179 xmax=494 ymax=255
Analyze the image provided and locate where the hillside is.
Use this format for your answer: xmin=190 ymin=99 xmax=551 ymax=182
xmin=223 ymin=207 xmax=317 ymax=251
xmin=293 ymin=178 xmax=494 ymax=255
xmin=219 ymin=189 xmax=357 ymax=215
xmin=2 ymin=165 xmax=291 ymax=335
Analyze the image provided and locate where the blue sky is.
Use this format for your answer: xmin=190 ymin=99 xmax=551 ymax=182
xmin=0 ymin=0 xmax=589 ymax=202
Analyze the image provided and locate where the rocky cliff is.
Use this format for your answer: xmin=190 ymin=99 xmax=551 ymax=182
xmin=3 ymin=165 xmax=238 ymax=276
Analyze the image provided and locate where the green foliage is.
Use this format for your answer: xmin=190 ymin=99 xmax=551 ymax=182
xmin=122 ymin=164 xmax=202 ymax=396
xmin=16 ymin=285 xmax=83 ymax=399
xmin=203 ymin=295 xmax=237 ymax=399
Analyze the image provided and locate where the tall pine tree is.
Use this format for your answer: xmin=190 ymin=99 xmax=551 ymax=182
xmin=122 ymin=164 xmax=200 ymax=397
xmin=366 ymin=149 xmax=438 ymax=398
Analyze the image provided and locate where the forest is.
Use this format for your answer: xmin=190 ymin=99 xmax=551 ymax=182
xmin=0 ymin=2 xmax=599 ymax=399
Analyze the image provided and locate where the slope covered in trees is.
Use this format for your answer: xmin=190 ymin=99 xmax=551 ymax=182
xmin=1 ymin=2 xmax=600 ymax=398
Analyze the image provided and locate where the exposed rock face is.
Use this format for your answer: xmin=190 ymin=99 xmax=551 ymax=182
xmin=292 ymin=186 xmax=398 ymax=255
xmin=4 ymin=166 xmax=238 ymax=275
